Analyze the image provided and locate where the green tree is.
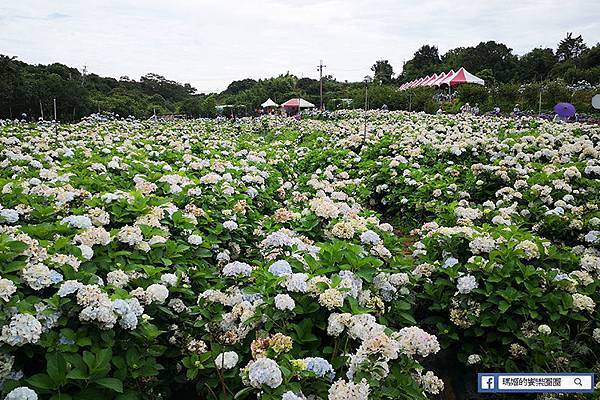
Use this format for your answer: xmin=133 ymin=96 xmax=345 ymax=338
xmin=371 ymin=60 xmax=395 ymax=84
xmin=401 ymin=45 xmax=441 ymax=81
xmin=455 ymin=41 xmax=518 ymax=82
xmin=518 ymin=48 xmax=557 ymax=82
xmin=179 ymin=96 xmax=204 ymax=118
xmin=580 ymin=43 xmax=600 ymax=69
xmin=199 ymin=96 xmax=216 ymax=118
xmin=556 ymin=33 xmax=588 ymax=62
xmin=223 ymin=78 xmax=258 ymax=95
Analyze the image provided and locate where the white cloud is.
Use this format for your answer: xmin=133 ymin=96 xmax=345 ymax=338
xmin=0 ymin=0 xmax=598 ymax=92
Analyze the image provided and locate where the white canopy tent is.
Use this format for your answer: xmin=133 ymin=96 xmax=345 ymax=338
xmin=261 ymin=98 xmax=279 ymax=108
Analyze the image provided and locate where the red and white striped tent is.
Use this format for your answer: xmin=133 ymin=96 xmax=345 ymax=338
xmin=422 ymin=74 xmax=439 ymax=86
xmin=431 ymin=71 xmax=449 ymax=86
xmin=410 ymin=77 xmax=425 ymax=88
xmin=400 ymin=68 xmax=484 ymax=90
xmin=437 ymin=70 xmax=457 ymax=86
xmin=444 ymin=67 xmax=484 ymax=87
xmin=415 ymin=76 xmax=427 ymax=87
xmin=416 ymin=75 xmax=431 ymax=87
xmin=437 ymin=68 xmax=485 ymax=87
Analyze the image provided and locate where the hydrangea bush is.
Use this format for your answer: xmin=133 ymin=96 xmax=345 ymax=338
xmin=1 ymin=115 xmax=440 ymax=400
xmin=1 ymin=111 xmax=599 ymax=399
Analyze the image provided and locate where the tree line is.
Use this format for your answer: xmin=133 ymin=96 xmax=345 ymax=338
xmin=0 ymin=33 xmax=598 ymax=121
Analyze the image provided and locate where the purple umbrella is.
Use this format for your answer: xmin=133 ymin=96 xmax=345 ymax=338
xmin=553 ymin=102 xmax=576 ymax=118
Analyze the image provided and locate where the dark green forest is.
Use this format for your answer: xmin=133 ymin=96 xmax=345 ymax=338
xmin=1 ymin=33 xmax=598 ymax=120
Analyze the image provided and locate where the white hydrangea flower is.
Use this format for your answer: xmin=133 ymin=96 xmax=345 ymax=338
xmin=1 ymin=314 xmax=43 ymax=346
xmin=21 ymin=263 xmax=63 ymax=290
xmin=395 ymin=326 xmax=440 ymax=357
xmin=117 ymin=225 xmax=144 ymax=246
xmin=0 ymin=277 xmax=17 ymax=301
xmin=187 ymin=234 xmax=203 ymax=245
xmin=467 ymin=354 xmax=481 ymax=365
xmin=223 ymin=261 xmax=252 ymax=277
xmin=282 ymin=391 xmax=305 ymax=400
xmin=214 ymin=351 xmax=239 ymax=369
xmin=113 ymin=298 xmax=144 ymax=330
xmin=4 ymin=387 xmax=38 ymax=400
xmin=223 ymin=220 xmax=238 ymax=230
xmin=283 ymin=273 xmax=308 ymax=293
xmin=360 ymin=230 xmax=381 ymax=245
xmin=247 ymin=358 xmax=283 ymax=388
xmin=61 ymin=215 xmax=93 ymax=229
xmin=79 ymin=244 xmax=94 ymax=260
xmin=58 ymin=280 xmax=83 ymax=297
xmin=584 ymin=231 xmax=599 ymax=244
xmin=572 ymin=293 xmax=595 ymax=312
xmin=328 ymin=379 xmax=369 ymax=400
xmin=319 ymin=288 xmax=344 ymax=310
xmin=274 ymin=294 xmax=295 ymax=311
xmin=268 ymin=260 xmax=292 ymax=277
xmin=593 ymin=328 xmax=600 ymax=343
xmin=0 ymin=209 xmax=19 ymax=224
xmin=107 ymin=270 xmax=129 ymax=288
xmin=419 ymin=371 xmax=444 ymax=394
xmin=456 ymin=274 xmax=478 ymax=294
xmin=160 ymin=273 xmax=178 ymax=287
xmin=538 ymin=324 xmax=551 ymax=335
xmin=146 ymin=284 xmax=169 ymax=304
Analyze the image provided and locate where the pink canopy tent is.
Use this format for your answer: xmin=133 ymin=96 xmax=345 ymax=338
xmin=417 ymin=76 xmax=430 ymax=86
xmin=416 ymin=76 xmax=431 ymax=87
xmin=437 ymin=70 xmax=457 ymax=86
xmin=445 ymin=67 xmax=484 ymax=87
xmin=423 ymin=74 xmax=439 ymax=86
xmin=410 ymin=77 xmax=425 ymax=88
xmin=430 ymin=72 xmax=448 ymax=86
xmin=400 ymin=68 xmax=484 ymax=91
xmin=280 ymin=98 xmax=315 ymax=108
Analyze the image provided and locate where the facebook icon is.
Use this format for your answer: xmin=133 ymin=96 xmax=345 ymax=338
xmin=479 ymin=374 xmax=497 ymax=392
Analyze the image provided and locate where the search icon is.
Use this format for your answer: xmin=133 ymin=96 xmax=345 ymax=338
xmin=574 ymin=378 xmax=582 ymax=386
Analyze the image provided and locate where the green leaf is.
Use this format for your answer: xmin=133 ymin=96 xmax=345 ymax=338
xmin=27 ymin=373 xmax=55 ymax=390
xmin=83 ymin=351 xmax=96 ymax=372
xmin=95 ymin=348 xmax=113 ymax=370
xmin=63 ymin=353 xmax=87 ymax=373
xmin=234 ymin=387 xmax=254 ymax=399
xmin=50 ymin=394 xmax=73 ymax=400
xmin=47 ymin=352 xmax=67 ymax=385
xmin=399 ymin=312 xmax=416 ymax=324
xmin=95 ymin=377 xmax=123 ymax=393
xmin=66 ymin=368 xmax=89 ymax=380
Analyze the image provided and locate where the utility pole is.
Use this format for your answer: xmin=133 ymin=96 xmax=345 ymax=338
xmin=317 ymin=60 xmax=326 ymax=110
xmin=82 ymin=65 xmax=88 ymax=86
xmin=53 ymin=98 xmax=57 ymax=121
xmin=363 ymin=76 xmax=372 ymax=110
xmin=39 ymin=100 xmax=44 ymax=120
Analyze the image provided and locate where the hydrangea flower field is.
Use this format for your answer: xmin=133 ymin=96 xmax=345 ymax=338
xmin=1 ymin=111 xmax=599 ymax=400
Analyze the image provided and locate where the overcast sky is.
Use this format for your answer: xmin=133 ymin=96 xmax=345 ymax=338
xmin=1 ymin=1 xmax=599 ymax=92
